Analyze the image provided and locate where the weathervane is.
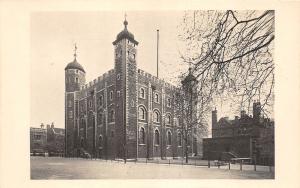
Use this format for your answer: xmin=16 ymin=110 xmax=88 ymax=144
xmin=74 ymin=43 xmax=77 ymax=59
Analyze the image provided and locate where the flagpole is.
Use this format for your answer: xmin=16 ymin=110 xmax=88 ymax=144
xmin=156 ymin=29 xmax=159 ymax=78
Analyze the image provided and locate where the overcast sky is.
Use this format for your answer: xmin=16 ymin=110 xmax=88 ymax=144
xmin=30 ymin=11 xmax=237 ymax=129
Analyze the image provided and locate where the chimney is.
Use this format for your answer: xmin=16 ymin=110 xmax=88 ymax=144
xmin=253 ymin=101 xmax=261 ymax=121
xmin=240 ymin=110 xmax=246 ymax=118
xmin=40 ymin=123 xmax=44 ymax=129
xmin=51 ymin=122 xmax=54 ymax=129
xmin=212 ymin=107 xmax=218 ymax=127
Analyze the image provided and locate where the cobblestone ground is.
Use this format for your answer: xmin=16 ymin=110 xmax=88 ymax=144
xmin=30 ymin=157 xmax=274 ymax=179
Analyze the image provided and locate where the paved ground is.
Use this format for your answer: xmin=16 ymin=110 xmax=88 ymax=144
xmin=30 ymin=157 xmax=274 ymax=179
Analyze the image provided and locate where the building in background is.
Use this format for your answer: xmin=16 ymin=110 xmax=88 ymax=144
xmin=30 ymin=124 xmax=47 ymax=156
xmin=47 ymin=123 xmax=65 ymax=156
xmin=203 ymin=101 xmax=274 ymax=165
xmin=30 ymin=123 xmax=65 ymax=156
xmin=64 ymin=18 xmax=201 ymax=159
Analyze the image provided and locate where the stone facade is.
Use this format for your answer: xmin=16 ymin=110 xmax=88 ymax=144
xmin=203 ymin=102 xmax=274 ymax=165
xmin=30 ymin=125 xmax=47 ymax=155
xmin=65 ymin=19 xmax=199 ymax=159
xmin=30 ymin=123 xmax=65 ymax=156
xmin=47 ymin=123 xmax=65 ymax=156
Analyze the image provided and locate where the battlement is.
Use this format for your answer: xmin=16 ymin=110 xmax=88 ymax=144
xmin=80 ymin=69 xmax=115 ymax=91
xmin=137 ymin=68 xmax=177 ymax=90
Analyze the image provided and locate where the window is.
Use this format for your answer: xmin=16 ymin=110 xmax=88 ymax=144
xmin=98 ymin=136 xmax=103 ymax=147
xmin=153 ymin=111 xmax=160 ymax=123
xmin=68 ymin=100 xmax=72 ymax=107
xmin=111 ymin=131 xmax=114 ymax=137
xmin=139 ymin=107 xmax=146 ymax=120
xmin=34 ymin=135 xmax=41 ymax=140
xmin=166 ymin=114 xmax=171 ymax=125
xmin=117 ymin=91 xmax=120 ymax=97
xmin=76 ymin=70 xmax=79 ymax=73
xmin=98 ymin=113 xmax=103 ymax=125
xmin=178 ymin=132 xmax=182 ymax=146
xmin=154 ymin=93 xmax=159 ymax=103
xmin=139 ymin=127 xmax=145 ymax=144
xmin=75 ymin=77 xmax=78 ymax=83
xmin=109 ymin=109 xmax=115 ymax=122
xmin=154 ymin=130 xmax=160 ymax=145
xmin=80 ymin=138 xmax=84 ymax=147
xmin=98 ymin=95 xmax=103 ymax=107
xmin=117 ymin=74 xmax=121 ymax=80
xmin=187 ymin=134 xmax=191 ymax=146
xmin=133 ymin=54 xmax=136 ymax=59
xmin=167 ymin=131 xmax=172 ymax=145
xmin=167 ymin=98 xmax=171 ymax=107
xmin=69 ymin=111 xmax=73 ymax=118
xmin=80 ymin=118 xmax=85 ymax=129
xmin=91 ymin=115 xmax=95 ymax=127
xmin=110 ymin=91 xmax=113 ymax=101
xmin=139 ymin=88 xmax=145 ymax=99
xmin=174 ymin=118 xmax=179 ymax=127
xmin=89 ymin=100 xmax=92 ymax=108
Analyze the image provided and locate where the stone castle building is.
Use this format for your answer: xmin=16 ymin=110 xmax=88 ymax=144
xmin=64 ymin=18 xmax=199 ymax=159
xmin=203 ymin=102 xmax=274 ymax=165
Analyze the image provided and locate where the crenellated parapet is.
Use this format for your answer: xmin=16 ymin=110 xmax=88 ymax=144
xmin=137 ymin=68 xmax=177 ymax=91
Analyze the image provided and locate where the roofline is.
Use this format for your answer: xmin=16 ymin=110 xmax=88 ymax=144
xmin=112 ymin=37 xmax=139 ymax=45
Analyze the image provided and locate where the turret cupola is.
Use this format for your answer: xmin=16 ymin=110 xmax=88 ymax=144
xmin=113 ymin=16 xmax=138 ymax=45
xmin=65 ymin=44 xmax=86 ymax=92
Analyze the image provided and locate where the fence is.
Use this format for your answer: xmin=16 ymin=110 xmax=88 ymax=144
xmin=47 ymin=156 xmax=274 ymax=173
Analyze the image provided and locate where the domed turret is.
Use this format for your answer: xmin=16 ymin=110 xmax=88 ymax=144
xmin=65 ymin=44 xmax=86 ymax=92
xmin=65 ymin=59 xmax=85 ymax=73
xmin=113 ymin=17 xmax=138 ymax=45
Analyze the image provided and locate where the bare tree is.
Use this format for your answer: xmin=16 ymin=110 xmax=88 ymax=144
xmin=174 ymin=70 xmax=209 ymax=163
xmin=178 ymin=10 xmax=275 ymax=116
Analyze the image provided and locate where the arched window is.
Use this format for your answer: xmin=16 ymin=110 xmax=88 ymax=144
xmin=154 ymin=130 xmax=160 ymax=145
xmin=109 ymin=110 xmax=115 ymax=122
xmin=177 ymin=132 xmax=182 ymax=146
xmin=98 ymin=95 xmax=103 ymax=106
xmin=80 ymin=137 xmax=84 ymax=147
xmin=110 ymin=91 xmax=113 ymax=101
xmin=92 ymin=115 xmax=95 ymax=127
xmin=98 ymin=136 xmax=103 ymax=147
xmin=140 ymin=88 xmax=145 ymax=98
xmin=153 ymin=111 xmax=160 ymax=123
xmin=80 ymin=118 xmax=85 ymax=129
xmin=166 ymin=114 xmax=171 ymax=125
xmin=187 ymin=134 xmax=191 ymax=146
xmin=98 ymin=113 xmax=103 ymax=125
xmin=167 ymin=98 xmax=171 ymax=107
xmin=139 ymin=127 xmax=145 ymax=144
xmin=139 ymin=106 xmax=146 ymax=120
xmin=154 ymin=93 xmax=159 ymax=103
xmin=167 ymin=131 xmax=172 ymax=145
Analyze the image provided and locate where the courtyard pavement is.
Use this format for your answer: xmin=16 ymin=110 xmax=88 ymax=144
xmin=30 ymin=157 xmax=274 ymax=179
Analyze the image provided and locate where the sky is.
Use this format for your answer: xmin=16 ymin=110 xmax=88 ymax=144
xmin=30 ymin=11 xmax=239 ymax=129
